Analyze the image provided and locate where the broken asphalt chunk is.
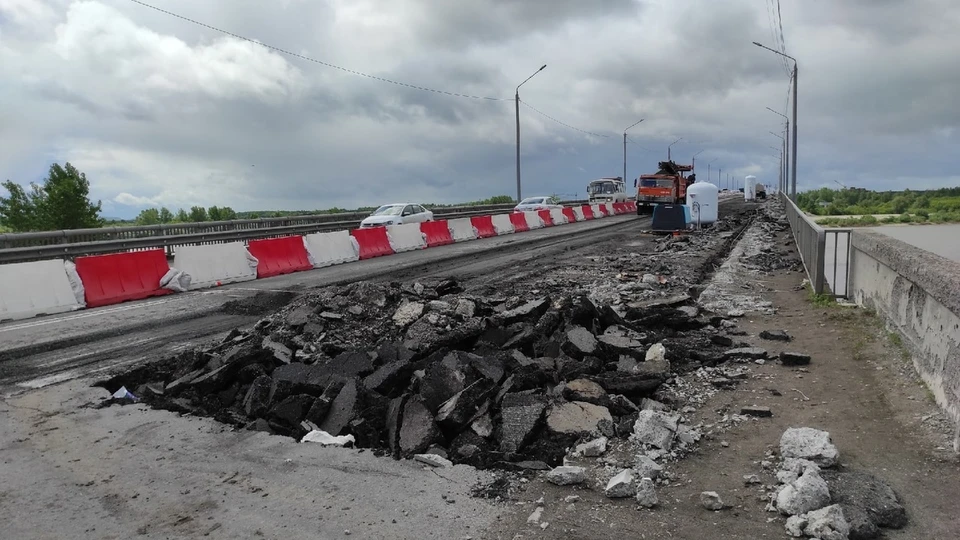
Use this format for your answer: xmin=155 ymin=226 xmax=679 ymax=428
xmin=780 ymin=352 xmax=812 ymax=366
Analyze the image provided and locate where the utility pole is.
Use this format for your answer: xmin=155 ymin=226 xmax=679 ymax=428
xmin=515 ymin=64 xmax=547 ymax=203
xmin=766 ymin=107 xmax=789 ymax=196
xmin=718 ymin=168 xmax=721 ymax=189
xmin=623 ymin=119 xmax=645 ymax=186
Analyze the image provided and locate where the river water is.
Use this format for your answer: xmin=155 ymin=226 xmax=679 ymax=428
xmin=867 ymin=224 xmax=960 ymax=263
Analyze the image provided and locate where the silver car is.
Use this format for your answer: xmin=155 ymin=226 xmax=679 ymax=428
xmin=513 ymin=196 xmax=562 ymax=212
xmin=360 ymin=203 xmax=434 ymax=227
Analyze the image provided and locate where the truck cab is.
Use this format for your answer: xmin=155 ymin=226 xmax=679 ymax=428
xmin=587 ymin=177 xmax=627 ymax=203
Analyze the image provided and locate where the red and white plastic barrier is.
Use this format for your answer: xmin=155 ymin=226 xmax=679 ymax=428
xmin=386 ymin=223 xmax=427 ymax=253
xmin=304 ymin=230 xmax=360 ymax=268
xmin=0 ymin=259 xmax=84 ymax=321
xmin=491 ymin=214 xmax=515 ymax=235
xmin=1 ymin=203 xmax=642 ymax=321
xmin=174 ymin=242 xmax=258 ymax=290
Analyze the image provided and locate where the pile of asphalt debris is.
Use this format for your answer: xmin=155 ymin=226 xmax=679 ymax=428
xmin=99 ymin=278 xmax=762 ymax=470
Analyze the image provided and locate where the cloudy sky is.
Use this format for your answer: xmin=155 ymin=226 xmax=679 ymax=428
xmin=1 ymin=0 xmax=958 ymax=218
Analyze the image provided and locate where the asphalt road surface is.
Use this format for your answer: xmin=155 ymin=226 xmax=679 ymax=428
xmin=0 ymin=197 xmax=745 ymax=394
xmin=0 ymin=214 xmax=643 ymax=392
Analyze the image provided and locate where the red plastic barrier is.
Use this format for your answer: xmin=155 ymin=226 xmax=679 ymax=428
xmin=614 ymin=203 xmax=627 ymax=214
xmin=75 ymin=249 xmax=173 ymax=308
xmin=581 ymin=205 xmax=595 ymax=220
xmin=420 ymin=220 xmax=454 ymax=248
xmin=248 ymin=236 xmax=312 ymax=278
xmin=597 ymin=205 xmax=610 ymax=217
xmin=627 ymin=201 xmax=637 ymax=212
xmin=562 ymin=207 xmax=577 ymax=223
xmin=508 ymin=212 xmax=529 ymax=233
xmin=538 ymin=209 xmax=554 ymax=226
xmin=471 ymin=215 xmax=497 ymax=238
xmin=351 ymin=227 xmax=395 ymax=260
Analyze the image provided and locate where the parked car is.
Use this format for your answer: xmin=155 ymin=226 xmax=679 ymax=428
xmin=360 ymin=203 xmax=434 ymax=227
xmin=513 ymin=196 xmax=563 ymax=212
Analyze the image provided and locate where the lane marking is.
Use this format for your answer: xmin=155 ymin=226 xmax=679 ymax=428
xmin=0 ymin=298 xmax=180 ymax=332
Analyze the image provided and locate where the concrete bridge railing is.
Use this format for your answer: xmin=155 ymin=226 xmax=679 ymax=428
xmin=847 ymin=230 xmax=960 ymax=452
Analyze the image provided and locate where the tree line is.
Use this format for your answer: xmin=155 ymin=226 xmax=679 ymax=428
xmin=797 ymin=187 xmax=960 ymax=216
xmin=1 ymin=162 xmax=522 ymax=233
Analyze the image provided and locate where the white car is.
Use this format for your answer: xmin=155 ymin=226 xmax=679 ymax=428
xmin=513 ymin=196 xmax=563 ymax=212
xmin=360 ymin=203 xmax=434 ymax=227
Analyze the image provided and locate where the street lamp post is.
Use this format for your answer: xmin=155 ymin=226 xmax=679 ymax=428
xmin=515 ymin=64 xmax=547 ymax=203
xmin=754 ymin=42 xmax=797 ymax=200
xmin=766 ymin=106 xmax=789 ymax=196
xmin=691 ymin=150 xmax=704 ymax=174
xmin=707 ymin=159 xmax=717 ymax=185
xmin=768 ymin=134 xmax=784 ymax=194
xmin=623 ymin=118 xmax=645 ymax=185
xmin=667 ymin=137 xmax=682 ymax=161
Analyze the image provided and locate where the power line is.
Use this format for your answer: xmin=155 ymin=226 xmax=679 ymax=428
xmin=126 ymin=0 xmax=507 ymax=101
xmin=626 ymin=137 xmax=652 ymax=152
xmin=520 ymin=100 xmax=610 ymax=138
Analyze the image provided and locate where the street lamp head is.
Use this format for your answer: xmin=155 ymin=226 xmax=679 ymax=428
xmin=752 ymin=41 xmax=763 ymax=47
xmin=539 ymin=64 xmax=547 ymax=71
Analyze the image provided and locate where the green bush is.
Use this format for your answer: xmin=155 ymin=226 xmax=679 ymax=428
xmin=898 ymin=213 xmax=913 ymax=223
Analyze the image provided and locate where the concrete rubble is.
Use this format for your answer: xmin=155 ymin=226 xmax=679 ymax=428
xmin=102 ymin=276 xmax=764 ymax=474
xmin=770 ymin=427 xmax=908 ymax=539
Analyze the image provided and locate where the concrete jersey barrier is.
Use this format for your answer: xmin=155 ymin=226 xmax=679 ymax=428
xmin=304 ymin=230 xmax=360 ymax=268
xmin=386 ymin=223 xmax=427 ymax=253
xmin=491 ymin=214 xmax=515 ymax=235
xmin=173 ymin=242 xmax=259 ymax=290
xmin=0 ymin=259 xmax=83 ymax=321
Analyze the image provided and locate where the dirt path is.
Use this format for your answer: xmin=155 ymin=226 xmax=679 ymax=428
xmin=484 ymin=217 xmax=960 ymax=539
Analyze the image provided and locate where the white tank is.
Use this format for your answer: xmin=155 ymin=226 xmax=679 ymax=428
xmin=686 ymin=182 xmax=719 ymax=225
xmin=744 ymin=176 xmax=757 ymax=200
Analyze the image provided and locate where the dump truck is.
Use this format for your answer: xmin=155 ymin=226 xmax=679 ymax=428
xmin=634 ymin=161 xmax=695 ymax=215
xmin=756 ymin=183 xmax=767 ymax=199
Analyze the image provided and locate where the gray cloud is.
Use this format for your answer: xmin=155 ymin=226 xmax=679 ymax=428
xmin=1 ymin=0 xmax=958 ymax=218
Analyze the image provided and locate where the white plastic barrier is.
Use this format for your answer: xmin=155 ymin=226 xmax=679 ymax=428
xmin=549 ymin=208 xmax=567 ymax=225
xmin=173 ymin=242 xmax=258 ymax=290
xmin=590 ymin=204 xmax=604 ymax=218
xmin=447 ymin=218 xmax=478 ymax=242
xmin=491 ymin=213 xmax=515 ymax=235
xmin=386 ymin=223 xmax=427 ymax=253
xmin=604 ymin=202 xmax=616 ymax=216
xmin=0 ymin=259 xmax=83 ymax=321
xmin=304 ymin=230 xmax=360 ymax=268
xmin=572 ymin=207 xmax=586 ymax=221
xmin=523 ymin=211 xmax=545 ymax=230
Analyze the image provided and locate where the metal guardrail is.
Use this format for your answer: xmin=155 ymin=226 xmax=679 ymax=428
xmin=0 ymin=199 xmax=592 ymax=264
xmin=779 ymin=192 xmax=851 ymax=298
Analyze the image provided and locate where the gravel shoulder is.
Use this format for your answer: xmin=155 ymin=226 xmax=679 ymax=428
xmin=481 ymin=203 xmax=960 ymax=539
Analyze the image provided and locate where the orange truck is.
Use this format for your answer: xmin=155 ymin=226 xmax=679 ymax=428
xmin=634 ymin=160 xmax=696 ymax=215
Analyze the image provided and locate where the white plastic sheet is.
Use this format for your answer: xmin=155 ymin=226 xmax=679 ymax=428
xmin=160 ymin=267 xmax=192 ymax=292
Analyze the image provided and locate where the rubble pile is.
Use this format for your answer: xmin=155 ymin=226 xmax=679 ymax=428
xmin=100 ymin=278 xmax=758 ymax=470
xmin=756 ymin=427 xmax=908 ymax=540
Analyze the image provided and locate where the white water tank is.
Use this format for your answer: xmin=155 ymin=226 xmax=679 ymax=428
xmin=686 ymin=182 xmax=719 ymax=225
xmin=744 ymin=176 xmax=757 ymax=200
